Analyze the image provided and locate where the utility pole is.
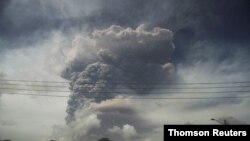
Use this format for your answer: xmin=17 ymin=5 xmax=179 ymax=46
xmin=211 ymin=118 xmax=229 ymax=125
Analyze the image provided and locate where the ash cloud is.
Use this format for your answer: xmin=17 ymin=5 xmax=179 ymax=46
xmin=62 ymin=24 xmax=175 ymax=123
xmin=53 ymin=98 xmax=156 ymax=141
xmin=57 ymin=25 xmax=175 ymax=141
xmin=108 ymin=124 xmax=138 ymax=139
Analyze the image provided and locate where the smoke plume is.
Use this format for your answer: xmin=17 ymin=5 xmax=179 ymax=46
xmin=62 ymin=24 xmax=175 ymax=123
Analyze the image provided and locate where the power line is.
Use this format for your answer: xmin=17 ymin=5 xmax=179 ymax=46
xmin=2 ymin=83 xmax=250 ymax=89
xmin=1 ymin=79 xmax=250 ymax=85
xmin=119 ymin=96 xmax=250 ymax=100
xmin=0 ymin=93 xmax=69 ymax=97
xmin=2 ymin=93 xmax=250 ymax=99
xmin=0 ymin=83 xmax=69 ymax=87
xmin=119 ymin=85 xmax=250 ymax=89
xmin=2 ymin=87 xmax=250 ymax=94
xmin=0 ymin=87 xmax=70 ymax=92
xmin=0 ymin=79 xmax=69 ymax=83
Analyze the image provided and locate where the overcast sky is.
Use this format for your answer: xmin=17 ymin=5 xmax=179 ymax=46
xmin=0 ymin=0 xmax=250 ymax=141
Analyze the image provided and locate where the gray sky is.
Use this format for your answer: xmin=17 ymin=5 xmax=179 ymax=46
xmin=0 ymin=0 xmax=250 ymax=141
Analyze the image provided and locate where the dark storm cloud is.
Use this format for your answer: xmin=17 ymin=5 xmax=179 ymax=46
xmin=0 ymin=0 xmax=101 ymax=49
xmin=1 ymin=0 xmax=249 ymax=50
xmin=1 ymin=0 xmax=249 ymax=70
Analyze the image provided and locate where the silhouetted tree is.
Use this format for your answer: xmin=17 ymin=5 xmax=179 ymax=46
xmin=97 ymin=138 xmax=112 ymax=141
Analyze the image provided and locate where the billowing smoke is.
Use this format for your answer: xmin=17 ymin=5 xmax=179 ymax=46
xmin=62 ymin=24 xmax=175 ymax=123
